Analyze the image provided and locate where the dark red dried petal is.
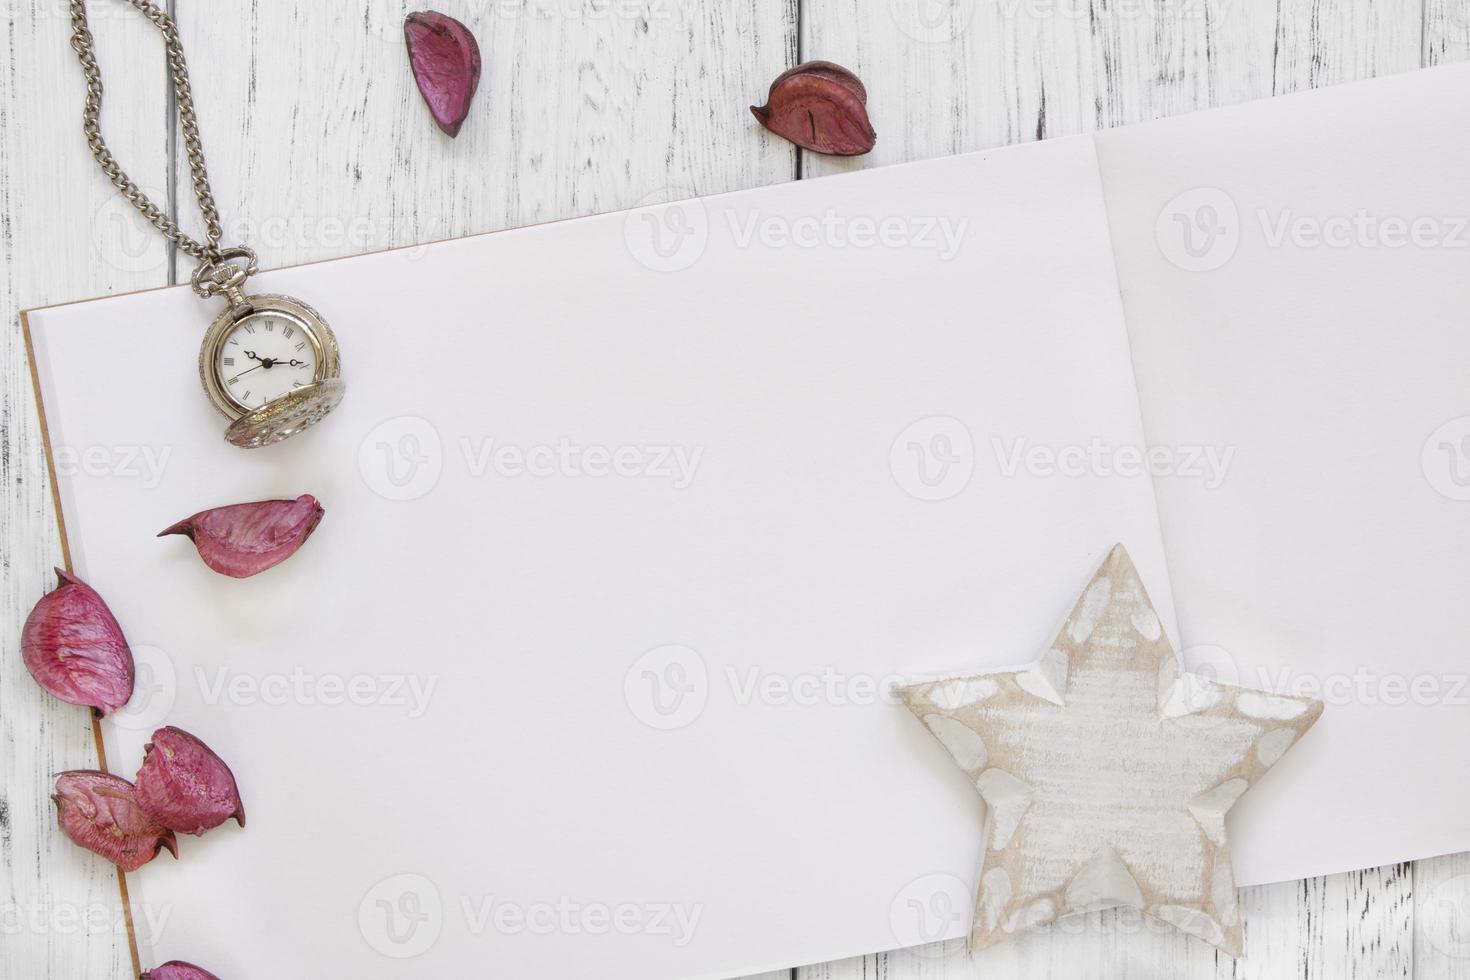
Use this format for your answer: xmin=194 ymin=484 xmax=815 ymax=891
xmin=159 ymin=494 xmax=324 ymax=579
xmin=53 ymin=772 xmax=177 ymax=872
xmin=751 ymin=60 xmax=876 ymax=156
xmin=405 ymin=11 xmax=482 ymax=138
xmin=22 ymin=569 xmax=135 ymax=715
xmin=134 ymin=727 xmax=245 ymax=836
xmin=141 ymin=962 xmax=221 ymax=980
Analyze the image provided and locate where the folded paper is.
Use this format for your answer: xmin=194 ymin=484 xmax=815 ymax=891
xmin=897 ymin=545 xmax=1324 ymax=955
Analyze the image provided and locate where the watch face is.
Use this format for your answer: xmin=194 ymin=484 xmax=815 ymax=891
xmin=200 ymin=294 xmax=342 ymax=439
xmin=215 ymin=309 xmax=320 ymax=413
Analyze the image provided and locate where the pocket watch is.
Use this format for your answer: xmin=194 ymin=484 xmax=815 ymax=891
xmin=69 ymin=0 xmax=345 ymax=449
xmin=193 ymin=249 xmax=345 ymax=449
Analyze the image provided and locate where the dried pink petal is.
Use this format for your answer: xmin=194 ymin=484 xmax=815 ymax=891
xmin=405 ymin=11 xmax=482 ymax=138
xmin=750 ymin=61 xmax=877 ymax=156
xmin=53 ymin=772 xmax=177 ymax=872
xmin=22 ymin=569 xmax=135 ymax=715
xmin=141 ymin=962 xmax=221 ymax=980
xmin=159 ymin=494 xmax=324 ymax=579
xmin=134 ymin=727 xmax=246 ymax=836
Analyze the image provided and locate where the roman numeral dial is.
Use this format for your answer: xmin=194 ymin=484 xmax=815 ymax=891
xmin=199 ymin=291 xmax=344 ymax=449
xmin=214 ymin=310 xmax=320 ymax=412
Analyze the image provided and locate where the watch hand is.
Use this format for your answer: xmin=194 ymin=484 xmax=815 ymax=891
xmin=243 ymin=350 xmax=263 ymax=362
xmin=231 ymin=364 xmax=265 ymax=380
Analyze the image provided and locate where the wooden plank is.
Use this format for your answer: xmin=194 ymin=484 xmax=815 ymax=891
xmin=157 ymin=3 xmax=792 ymax=980
xmin=0 ymin=3 xmax=174 ymax=980
xmin=1264 ymin=0 xmax=1422 ymax=91
xmin=1236 ymin=864 xmax=1413 ymax=980
xmin=795 ymin=3 xmax=1425 ymax=979
xmin=2 ymin=0 xmax=1459 ymax=978
xmin=1415 ymin=854 xmax=1470 ymax=980
xmin=798 ymin=0 xmax=1420 ymax=181
xmin=1425 ymin=0 xmax=1470 ymax=65
xmin=169 ymin=0 xmax=797 ymax=274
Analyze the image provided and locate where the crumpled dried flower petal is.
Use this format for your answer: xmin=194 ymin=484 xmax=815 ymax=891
xmin=159 ymin=494 xmax=324 ymax=579
xmin=750 ymin=61 xmax=877 ymax=156
xmin=134 ymin=727 xmax=246 ymax=836
xmin=405 ymin=11 xmax=482 ymax=137
xmin=53 ymin=772 xmax=177 ymax=872
xmin=141 ymin=961 xmax=221 ymax=980
xmin=23 ymin=569 xmax=135 ymax=715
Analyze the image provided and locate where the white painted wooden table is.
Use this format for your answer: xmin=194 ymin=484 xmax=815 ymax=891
xmin=3 ymin=1 xmax=1470 ymax=977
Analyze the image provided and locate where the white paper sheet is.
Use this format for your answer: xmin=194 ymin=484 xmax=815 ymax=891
xmin=32 ymin=64 xmax=1470 ymax=974
xmin=27 ymin=135 xmax=1175 ymax=977
xmin=1097 ymin=62 xmax=1470 ymax=886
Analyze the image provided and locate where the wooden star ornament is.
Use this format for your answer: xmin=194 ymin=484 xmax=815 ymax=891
xmin=896 ymin=545 xmax=1323 ymax=956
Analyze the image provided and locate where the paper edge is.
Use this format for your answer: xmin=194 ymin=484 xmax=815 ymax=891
xmin=21 ymin=309 xmax=147 ymax=978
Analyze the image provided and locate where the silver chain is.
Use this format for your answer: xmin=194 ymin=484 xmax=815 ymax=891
xmin=68 ymin=0 xmax=227 ymax=264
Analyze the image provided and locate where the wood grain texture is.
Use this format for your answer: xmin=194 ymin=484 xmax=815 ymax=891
xmin=1425 ymin=0 xmax=1470 ymax=64
xmin=1415 ymin=854 xmax=1470 ymax=980
xmin=792 ymin=0 xmax=1439 ymax=979
xmin=0 ymin=3 xmax=172 ymax=980
xmin=167 ymin=0 xmax=797 ymax=275
xmin=799 ymin=0 xmax=1425 ymax=181
xmin=3 ymin=0 xmax=1469 ymax=978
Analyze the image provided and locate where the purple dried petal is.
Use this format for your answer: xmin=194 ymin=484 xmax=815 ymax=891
xmin=53 ymin=772 xmax=177 ymax=872
xmin=134 ymin=727 xmax=246 ymax=836
xmin=141 ymin=962 xmax=222 ymax=980
xmin=750 ymin=61 xmax=877 ymax=156
xmin=405 ymin=11 xmax=482 ymax=138
xmin=159 ymin=494 xmax=324 ymax=579
xmin=23 ymin=569 xmax=135 ymax=715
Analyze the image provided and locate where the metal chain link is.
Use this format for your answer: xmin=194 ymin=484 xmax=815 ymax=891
xmin=69 ymin=0 xmax=227 ymax=263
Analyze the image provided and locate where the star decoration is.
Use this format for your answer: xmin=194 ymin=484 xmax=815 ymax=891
xmin=896 ymin=545 xmax=1323 ymax=956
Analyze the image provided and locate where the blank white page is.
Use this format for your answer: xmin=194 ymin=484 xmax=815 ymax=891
xmin=1098 ymin=63 xmax=1470 ymax=886
xmin=28 ymin=134 xmax=1173 ymax=977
